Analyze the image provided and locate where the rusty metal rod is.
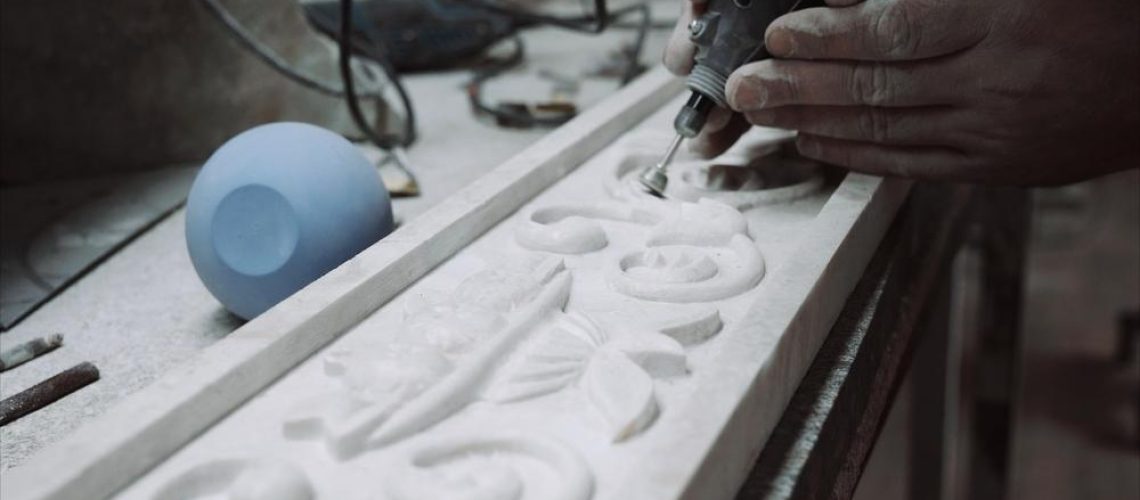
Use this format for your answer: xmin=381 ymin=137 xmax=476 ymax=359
xmin=0 ymin=361 xmax=100 ymax=426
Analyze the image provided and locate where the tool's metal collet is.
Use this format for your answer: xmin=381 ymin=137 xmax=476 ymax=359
xmin=638 ymin=133 xmax=684 ymax=198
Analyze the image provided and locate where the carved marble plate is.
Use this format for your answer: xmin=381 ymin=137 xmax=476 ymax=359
xmin=111 ymin=106 xmax=903 ymax=499
xmin=4 ymin=70 xmax=909 ymax=500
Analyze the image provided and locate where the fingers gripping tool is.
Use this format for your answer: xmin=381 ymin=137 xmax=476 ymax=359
xmin=639 ymin=0 xmax=825 ymax=197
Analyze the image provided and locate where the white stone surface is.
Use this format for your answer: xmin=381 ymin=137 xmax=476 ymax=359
xmin=105 ymin=97 xmax=897 ymax=500
xmin=3 ymin=58 xmax=909 ymax=498
xmin=0 ymin=22 xmax=675 ymax=470
xmin=2 ymin=66 xmax=687 ymax=500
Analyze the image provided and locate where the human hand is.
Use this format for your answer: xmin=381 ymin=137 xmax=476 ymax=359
xmin=664 ymin=0 xmax=1140 ymax=185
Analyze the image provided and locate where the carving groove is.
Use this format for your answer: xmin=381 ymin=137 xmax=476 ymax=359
xmin=385 ymin=432 xmax=594 ymax=500
xmin=133 ymin=126 xmax=837 ymax=500
xmin=152 ymin=460 xmax=314 ymax=500
xmin=606 ymin=137 xmax=823 ymax=210
xmin=609 ymin=234 xmax=765 ymax=303
xmin=517 ymin=199 xmax=766 ymax=303
xmin=284 ymin=257 xmax=572 ymax=459
xmin=516 ymin=204 xmax=658 ymax=254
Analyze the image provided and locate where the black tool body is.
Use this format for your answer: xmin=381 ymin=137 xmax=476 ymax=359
xmin=675 ymin=0 xmax=826 ymax=137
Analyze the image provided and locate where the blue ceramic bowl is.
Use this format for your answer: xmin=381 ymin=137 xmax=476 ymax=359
xmin=186 ymin=122 xmax=394 ymax=319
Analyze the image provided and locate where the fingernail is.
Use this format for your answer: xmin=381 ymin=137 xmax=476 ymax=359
xmin=745 ymin=110 xmax=775 ymax=126
xmin=727 ymin=73 xmax=767 ymax=111
xmin=766 ymin=29 xmax=796 ymax=56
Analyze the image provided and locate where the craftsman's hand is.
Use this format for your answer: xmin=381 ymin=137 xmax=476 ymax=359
xmin=664 ymin=0 xmax=1140 ymax=184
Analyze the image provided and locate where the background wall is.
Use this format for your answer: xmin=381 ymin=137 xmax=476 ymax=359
xmin=0 ymin=0 xmax=382 ymax=184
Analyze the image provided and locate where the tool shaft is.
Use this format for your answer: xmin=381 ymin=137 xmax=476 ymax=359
xmin=658 ymin=134 xmax=684 ymax=168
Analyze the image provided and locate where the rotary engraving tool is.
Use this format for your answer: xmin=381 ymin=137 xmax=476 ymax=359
xmin=639 ymin=0 xmax=825 ymax=197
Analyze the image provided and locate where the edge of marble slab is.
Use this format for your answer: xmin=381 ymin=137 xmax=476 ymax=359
xmin=672 ymin=175 xmax=913 ymax=499
xmin=121 ymin=174 xmax=909 ymax=500
xmin=0 ymin=67 xmax=685 ymax=500
xmin=600 ymin=174 xmax=912 ymax=500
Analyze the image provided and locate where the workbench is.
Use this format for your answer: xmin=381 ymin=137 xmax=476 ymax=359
xmin=0 ymin=8 xmax=1030 ymax=498
xmin=0 ymin=24 xmax=665 ymax=469
xmin=741 ymin=184 xmax=1030 ymax=499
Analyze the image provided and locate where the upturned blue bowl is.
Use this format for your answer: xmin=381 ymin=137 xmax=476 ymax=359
xmin=185 ymin=122 xmax=394 ymax=319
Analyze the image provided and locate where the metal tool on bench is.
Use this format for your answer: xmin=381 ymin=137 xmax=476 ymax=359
xmin=639 ymin=0 xmax=824 ymax=198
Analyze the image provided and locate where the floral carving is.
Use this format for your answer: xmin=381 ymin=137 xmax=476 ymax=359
xmin=152 ymin=459 xmax=314 ymax=500
xmin=384 ymin=432 xmax=593 ymax=500
xmin=486 ymin=311 xmax=688 ymax=441
xmin=515 ymin=204 xmax=657 ymax=254
xmin=284 ymin=256 xmax=572 ymax=459
xmin=127 ymin=104 xmax=843 ymax=500
xmin=605 ymin=137 xmax=823 ymax=210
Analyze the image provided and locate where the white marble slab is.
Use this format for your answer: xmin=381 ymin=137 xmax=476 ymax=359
xmin=1 ymin=68 xmax=686 ymax=500
xmin=106 ymin=97 xmax=908 ymax=500
xmin=3 ymin=66 xmax=909 ymax=499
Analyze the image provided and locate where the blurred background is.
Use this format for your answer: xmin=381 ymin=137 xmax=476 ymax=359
xmin=855 ymin=172 xmax=1139 ymax=500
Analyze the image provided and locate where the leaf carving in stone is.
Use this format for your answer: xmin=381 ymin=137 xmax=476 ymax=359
xmin=653 ymin=306 xmax=723 ymax=346
xmin=453 ymin=255 xmax=568 ymax=314
xmin=282 ymin=343 xmax=452 ymax=447
xmin=152 ymin=459 xmax=314 ymax=500
xmin=582 ymin=348 xmax=659 ymax=442
xmin=605 ymin=329 xmax=687 ymax=378
xmin=281 ymin=212 xmax=739 ymax=458
xmin=350 ymin=271 xmax=571 ymax=455
xmin=482 ymin=317 xmax=602 ymax=404
xmin=282 ymin=257 xmax=572 ymax=459
xmin=384 ymin=432 xmax=593 ymax=500
xmin=485 ymin=311 xmax=686 ymax=441
xmin=403 ymin=293 xmax=506 ymax=356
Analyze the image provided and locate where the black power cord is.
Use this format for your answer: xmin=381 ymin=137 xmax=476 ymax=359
xmin=468 ymin=0 xmax=651 ymax=84
xmin=465 ymin=1 xmax=652 ymax=128
xmin=197 ymin=0 xmax=415 ymax=150
xmin=201 ymin=0 xmax=653 ymax=141
xmin=470 ymin=0 xmax=634 ymax=34
xmin=337 ymin=0 xmax=416 ymax=149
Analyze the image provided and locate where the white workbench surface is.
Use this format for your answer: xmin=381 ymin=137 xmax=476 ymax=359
xmin=0 ymin=17 xmax=676 ymax=469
